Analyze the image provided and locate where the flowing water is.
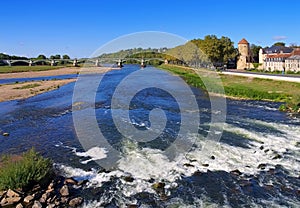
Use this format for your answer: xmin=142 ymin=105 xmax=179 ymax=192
xmin=0 ymin=65 xmax=299 ymax=207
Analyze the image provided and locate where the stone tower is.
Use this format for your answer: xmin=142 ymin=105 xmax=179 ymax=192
xmin=237 ymin=38 xmax=251 ymax=69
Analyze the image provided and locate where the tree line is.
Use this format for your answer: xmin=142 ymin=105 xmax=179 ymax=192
xmin=0 ymin=53 xmax=71 ymax=60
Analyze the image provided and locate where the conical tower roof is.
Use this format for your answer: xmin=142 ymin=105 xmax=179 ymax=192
xmin=238 ymin=38 xmax=249 ymax=44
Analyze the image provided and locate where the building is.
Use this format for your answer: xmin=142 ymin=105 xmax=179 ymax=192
xmin=237 ymin=38 xmax=252 ymax=69
xmin=285 ymin=49 xmax=300 ymax=72
xmin=259 ymin=45 xmax=293 ymax=71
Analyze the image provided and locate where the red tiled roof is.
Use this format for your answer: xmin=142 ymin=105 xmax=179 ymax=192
xmin=266 ymin=53 xmax=291 ymax=58
xmin=238 ymin=38 xmax=249 ymax=44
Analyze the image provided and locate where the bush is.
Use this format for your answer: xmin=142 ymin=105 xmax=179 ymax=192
xmin=0 ymin=148 xmax=53 ymax=190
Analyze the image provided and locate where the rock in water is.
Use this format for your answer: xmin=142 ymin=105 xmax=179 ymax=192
xmin=69 ymin=197 xmax=83 ymax=207
xmin=2 ymin=132 xmax=9 ymax=136
xmin=59 ymin=185 xmax=69 ymax=197
xmin=64 ymin=177 xmax=78 ymax=185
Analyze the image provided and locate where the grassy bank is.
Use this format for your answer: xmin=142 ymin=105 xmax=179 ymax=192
xmin=0 ymin=65 xmax=71 ymax=73
xmin=0 ymin=148 xmax=53 ymax=190
xmin=159 ymin=64 xmax=300 ymax=112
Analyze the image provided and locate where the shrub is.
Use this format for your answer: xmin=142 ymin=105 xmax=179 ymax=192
xmin=0 ymin=148 xmax=53 ymax=190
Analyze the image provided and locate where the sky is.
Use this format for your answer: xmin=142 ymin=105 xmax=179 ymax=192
xmin=1 ymin=0 xmax=300 ymax=58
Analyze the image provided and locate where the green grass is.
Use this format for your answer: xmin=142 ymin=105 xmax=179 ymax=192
xmin=0 ymin=148 xmax=53 ymax=190
xmin=0 ymin=65 xmax=71 ymax=73
xmin=159 ymin=64 xmax=300 ymax=112
xmin=13 ymin=83 xmax=41 ymax=89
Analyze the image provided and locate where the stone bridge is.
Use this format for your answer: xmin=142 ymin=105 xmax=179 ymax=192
xmin=2 ymin=58 xmax=167 ymax=68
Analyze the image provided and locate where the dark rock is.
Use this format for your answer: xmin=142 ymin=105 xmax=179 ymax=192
xmin=2 ymin=132 xmax=9 ymax=136
xmin=230 ymin=169 xmax=242 ymax=176
xmin=210 ymin=155 xmax=215 ymax=160
xmin=64 ymin=177 xmax=78 ymax=185
xmin=264 ymin=149 xmax=269 ymax=153
xmin=127 ymin=204 xmax=138 ymax=208
xmin=202 ymin=163 xmax=209 ymax=167
xmin=123 ymin=176 xmax=134 ymax=183
xmin=152 ymin=182 xmax=165 ymax=190
xmin=77 ymin=179 xmax=89 ymax=186
xmin=59 ymin=185 xmax=69 ymax=197
xmin=189 ymin=159 xmax=197 ymax=162
xmin=259 ymin=146 xmax=264 ymax=150
xmin=183 ymin=163 xmax=195 ymax=167
xmin=148 ymin=178 xmax=155 ymax=183
xmin=295 ymin=142 xmax=300 ymax=147
xmin=258 ymin=163 xmax=267 ymax=170
xmin=32 ymin=200 xmax=43 ymax=208
xmin=69 ymin=197 xmax=83 ymax=207
xmin=272 ymin=154 xmax=283 ymax=160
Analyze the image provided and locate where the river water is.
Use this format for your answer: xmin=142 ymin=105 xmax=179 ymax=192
xmin=0 ymin=65 xmax=299 ymax=207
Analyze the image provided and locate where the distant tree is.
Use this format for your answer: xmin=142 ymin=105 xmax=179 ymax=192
xmin=250 ymin=44 xmax=262 ymax=63
xmin=273 ymin=42 xmax=286 ymax=47
xmin=37 ymin=54 xmax=46 ymax=59
xmin=50 ymin=54 xmax=61 ymax=59
xmin=62 ymin=54 xmax=70 ymax=59
xmin=0 ymin=53 xmax=10 ymax=60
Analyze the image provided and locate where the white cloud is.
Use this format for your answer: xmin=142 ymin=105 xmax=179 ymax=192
xmin=272 ymin=36 xmax=287 ymax=41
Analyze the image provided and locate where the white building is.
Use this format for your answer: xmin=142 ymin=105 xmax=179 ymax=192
xmin=285 ymin=55 xmax=300 ymax=72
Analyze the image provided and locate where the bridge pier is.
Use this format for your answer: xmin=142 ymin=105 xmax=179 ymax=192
xmin=73 ymin=59 xmax=78 ymax=67
xmin=117 ymin=59 xmax=123 ymax=68
xmin=51 ymin=60 xmax=56 ymax=66
xmin=141 ymin=59 xmax=146 ymax=68
xmin=29 ymin=60 xmax=33 ymax=66
xmin=95 ymin=59 xmax=100 ymax=67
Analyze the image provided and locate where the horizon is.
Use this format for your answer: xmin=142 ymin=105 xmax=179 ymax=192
xmin=1 ymin=0 xmax=300 ymax=58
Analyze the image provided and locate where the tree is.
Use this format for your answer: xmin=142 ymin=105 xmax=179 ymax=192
xmin=273 ymin=42 xmax=286 ymax=47
xmin=50 ymin=54 xmax=61 ymax=59
xmin=62 ymin=54 xmax=70 ymax=59
xmin=37 ymin=54 xmax=46 ymax=59
xmin=250 ymin=44 xmax=262 ymax=63
xmin=191 ymin=35 xmax=237 ymax=66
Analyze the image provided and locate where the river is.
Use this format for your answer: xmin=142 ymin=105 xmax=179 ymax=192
xmin=0 ymin=65 xmax=299 ymax=207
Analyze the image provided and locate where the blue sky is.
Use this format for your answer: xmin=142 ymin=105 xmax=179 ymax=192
xmin=1 ymin=0 xmax=300 ymax=58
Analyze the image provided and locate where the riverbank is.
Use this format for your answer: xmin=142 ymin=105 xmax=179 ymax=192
xmin=0 ymin=67 xmax=115 ymax=102
xmin=0 ymin=66 xmax=113 ymax=79
xmin=0 ymin=79 xmax=76 ymax=102
xmin=159 ymin=64 xmax=300 ymax=112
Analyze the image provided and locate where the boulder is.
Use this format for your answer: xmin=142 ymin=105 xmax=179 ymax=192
xmin=39 ymin=192 xmax=50 ymax=203
xmin=16 ymin=203 xmax=24 ymax=208
xmin=32 ymin=200 xmax=43 ymax=208
xmin=6 ymin=189 xmax=20 ymax=198
xmin=0 ymin=196 xmax=22 ymax=206
xmin=272 ymin=154 xmax=282 ymax=160
xmin=59 ymin=185 xmax=69 ymax=197
xmin=152 ymin=182 xmax=165 ymax=190
xmin=24 ymin=195 xmax=34 ymax=203
xmin=64 ymin=178 xmax=78 ymax=185
xmin=69 ymin=197 xmax=83 ymax=207
xmin=230 ymin=169 xmax=242 ymax=176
